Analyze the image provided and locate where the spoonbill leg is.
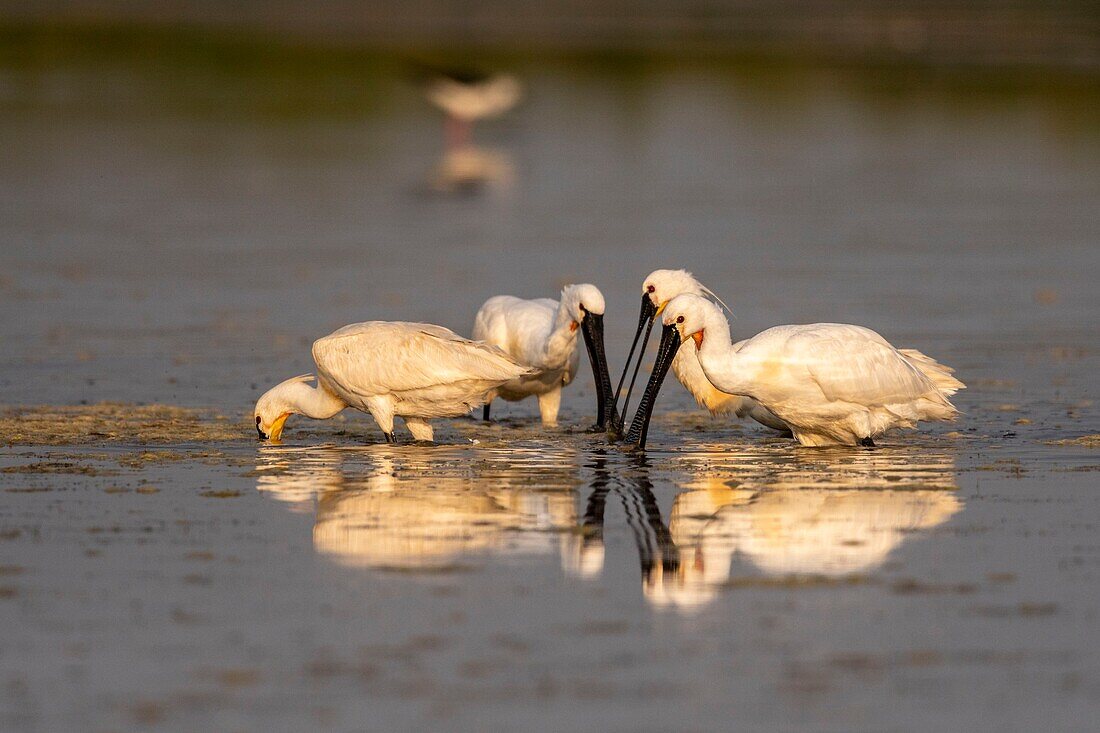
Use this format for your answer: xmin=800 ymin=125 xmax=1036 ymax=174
xmin=366 ymin=395 xmax=397 ymax=443
xmin=404 ymin=417 xmax=435 ymax=442
xmin=537 ymin=388 xmax=562 ymax=427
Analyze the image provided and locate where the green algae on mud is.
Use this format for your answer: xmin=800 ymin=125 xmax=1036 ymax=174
xmin=0 ymin=404 xmax=244 ymax=446
xmin=1044 ymin=434 xmax=1100 ymax=448
xmin=0 ymin=461 xmax=119 ymax=476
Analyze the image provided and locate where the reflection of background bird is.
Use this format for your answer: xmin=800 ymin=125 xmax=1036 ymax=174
xmin=645 ymin=449 xmax=962 ymax=610
xmin=429 ymin=146 xmax=515 ymax=193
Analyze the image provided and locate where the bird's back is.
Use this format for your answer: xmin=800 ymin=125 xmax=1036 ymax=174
xmin=313 ymin=321 xmax=531 ymax=399
xmin=473 ymin=296 xmax=558 ymax=367
xmin=741 ymin=323 xmax=887 ymax=351
xmin=742 ymin=323 xmax=949 ymax=408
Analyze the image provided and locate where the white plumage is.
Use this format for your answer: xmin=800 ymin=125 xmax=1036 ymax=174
xmin=645 ymin=295 xmax=964 ymax=447
xmin=472 ymin=284 xmax=605 ymax=426
xmin=636 ymin=270 xmax=789 ymax=432
xmin=254 ymin=321 xmax=533 ymax=443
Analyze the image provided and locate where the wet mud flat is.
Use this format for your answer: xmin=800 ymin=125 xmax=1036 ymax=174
xmin=1 ymin=391 xmax=1098 ymax=731
xmin=1 ymin=35 xmax=1098 ymax=731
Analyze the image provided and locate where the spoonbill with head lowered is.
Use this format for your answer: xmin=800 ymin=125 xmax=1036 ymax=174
xmin=473 ymin=284 xmax=619 ymax=430
xmin=254 ymin=321 xmax=535 ymax=443
xmin=612 ymin=269 xmax=789 ymax=436
xmin=625 ymin=294 xmax=964 ymax=448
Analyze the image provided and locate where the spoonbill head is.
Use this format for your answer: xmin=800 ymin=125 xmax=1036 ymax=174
xmin=643 ymin=269 xmax=714 ymax=314
xmin=659 ymin=293 xmax=722 ymax=349
xmin=611 ymin=269 xmax=787 ymax=438
xmin=255 ymin=374 xmax=325 ymax=442
xmin=625 ymin=294 xmax=964 ymax=449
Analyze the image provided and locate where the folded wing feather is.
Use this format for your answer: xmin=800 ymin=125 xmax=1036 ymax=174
xmin=795 ymin=326 xmax=945 ymax=407
xmin=313 ymin=321 xmax=533 ymax=398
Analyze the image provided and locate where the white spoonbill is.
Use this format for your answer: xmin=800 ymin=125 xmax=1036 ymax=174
xmin=613 ymin=269 xmax=789 ymax=436
xmin=625 ymin=294 xmax=964 ymax=448
xmin=472 ymin=284 xmax=619 ymax=430
xmin=254 ymin=321 xmax=534 ymax=443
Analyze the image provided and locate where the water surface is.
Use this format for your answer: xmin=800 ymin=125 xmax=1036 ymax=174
xmin=1 ymin=44 xmax=1098 ymax=731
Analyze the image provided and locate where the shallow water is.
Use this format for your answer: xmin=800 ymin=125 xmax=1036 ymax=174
xmin=1 ymin=43 xmax=1099 ymax=731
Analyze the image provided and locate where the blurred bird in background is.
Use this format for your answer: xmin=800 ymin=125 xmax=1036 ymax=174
xmin=413 ymin=62 xmax=523 ymax=192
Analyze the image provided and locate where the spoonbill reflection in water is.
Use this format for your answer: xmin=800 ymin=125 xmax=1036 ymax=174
xmin=473 ymin=284 xmax=619 ymax=431
xmin=636 ymin=449 xmax=961 ymax=610
xmin=253 ymin=444 xmax=960 ymax=611
xmin=254 ymin=321 xmax=534 ymax=443
xmin=253 ymin=448 xmax=588 ymax=572
xmin=626 ymin=294 xmax=965 ymax=448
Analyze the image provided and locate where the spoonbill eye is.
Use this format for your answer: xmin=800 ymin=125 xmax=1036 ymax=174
xmin=676 ymin=316 xmax=684 ymax=323
xmin=646 ymin=285 xmax=656 ymax=293
xmin=256 ymin=416 xmax=262 ymax=426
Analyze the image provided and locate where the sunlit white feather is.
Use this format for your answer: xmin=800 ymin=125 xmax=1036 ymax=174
xmin=642 ymin=269 xmax=788 ymax=431
xmin=662 ymin=295 xmax=964 ymax=446
xmin=255 ymin=321 xmax=532 ymax=442
xmin=472 ymin=284 xmax=605 ymax=426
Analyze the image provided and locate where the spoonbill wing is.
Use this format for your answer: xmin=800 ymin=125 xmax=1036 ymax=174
xmin=897 ymin=349 xmax=966 ymax=395
xmin=792 ymin=326 xmax=942 ymax=407
xmin=313 ymin=321 xmax=531 ymax=397
xmin=561 ymin=346 xmax=581 ymax=386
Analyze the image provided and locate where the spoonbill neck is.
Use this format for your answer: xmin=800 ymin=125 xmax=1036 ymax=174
xmin=538 ymin=303 xmax=580 ymax=368
xmin=281 ymin=378 xmax=347 ymax=420
xmin=693 ymin=312 xmax=752 ymax=395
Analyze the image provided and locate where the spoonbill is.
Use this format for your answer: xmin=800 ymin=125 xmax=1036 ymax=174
xmin=613 ymin=269 xmax=790 ymax=436
xmin=421 ymin=68 xmax=522 ymax=151
xmin=625 ymin=294 xmax=964 ymax=448
xmin=473 ymin=284 xmax=618 ymax=430
xmin=254 ymin=321 xmax=534 ymax=443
